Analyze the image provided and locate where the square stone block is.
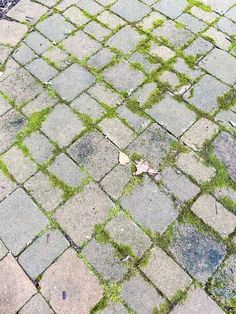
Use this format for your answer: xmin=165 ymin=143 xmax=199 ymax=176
xmin=153 ymin=0 xmax=187 ymax=19
xmin=24 ymin=31 xmax=51 ymax=54
xmin=0 ymin=20 xmax=28 ymax=46
xmin=71 ymin=93 xmax=104 ymax=119
xmin=111 ymin=0 xmax=151 ymax=22
xmin=19 ymin=294 xmax=53 ymax=314
xmin=26 ymin=58 xmax=58 ymax=82
xmin=88 ymin=83 xmax=123 ymax=107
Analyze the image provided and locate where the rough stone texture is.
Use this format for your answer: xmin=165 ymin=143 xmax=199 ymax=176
xmin=0 ymin=171 xmax=16 ymax=202
xmin=170 ymin=224 xmax=226 ymax=284
xmin=117 ymin=105 xmax=150 ymax=132
xmin=131 ymin=82 xmax=157 ymax=106
xmin=0 ymin=240 xmax=8 ymax=260
xmin=88 ymin=83 xmax=122 ymax=107
xmin=26 ymin=58 xmax=58 ymax=82
xmin=67 ymin=131 xmax=119 ymax=181
xmin=83 ymin=239 xmax=126 ymax=281
xmin=24 ymin=172 xmax=63 ymax=211
xmin=0 ymin=188 xmax=48 ymax=255
xmin=171 ymin=288 xmax=225 ymax=314
xmin=98 ymin=10 xmax=125 ymax=29
xmin=71 ymin=93 xmax=104 ymax=119
xmin=12 ymin=43 xmax=36 ymax=65
xmin=19 ymin=230 xmax=69 ymax=279
xmin=63 ymin=6 xmax=88 ymax=25
xmin=0 ymin=254 xmax=36 ymax=314
xmin=0 ymin=20 xmax=28 ymax=46
xmin=49 ymin=153 xmax=86 ymax=187
xmin=121 ymin=274 xmax=164 ymax=313
xmin=176 ymin=151 xmax=216 ymax=183
xmin=111 ymin=0 xmax=151 ymax=22
xmin=177 ymin=13 xmax=207 ymax=33
xmin=121 ymin=178 xmax=178 ymax=234
xmin=22 ymin=91 xmax=58 ymax=116
xmin=41 ymin=104 xmax=85 ymax=147
xmin=19 ymin=294 xmax=53 ymax=314
xmin=41 ymin=248 xmax=103 ymax=313
xmin=214 ymin=132 xmax=236 ymax=182
xmin=147 ymin=95 xmax=196 ymax=137
xmin=191 ymin=195 xmax=236 ymax=237
xmin=153 ymin=0 xmax=187 ymax=19
xmin=181 ymin=118 xmax=219 ymax=151
xmin=141 ymin=246 xmax=192 ymax=300
xmin=105 ymin=213 xmax=152 ymax=257
xmin=184 ymin=75 xmax=228 ymax=113
xmin=101 ymin=303 xmax=127 ymax=314
xmin=56 ymin=183 xmax=114 ymax=245
xmin=24 ymin=32 xmax=51 ymax=55
xmin=87 ymin=48 xmax=114 ymax=69
xmin=43 ymin=47 xmax=69 ymax=70
xmin=184 ymin=38 xmax=213 ymax=57
xmin=84 ymin=21 xmax=111 ymax=42
xmin=127 ymin=124 xmax=175 ymax=169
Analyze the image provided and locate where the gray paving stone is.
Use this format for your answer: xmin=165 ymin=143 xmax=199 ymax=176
xmin=127 ymin=124 xmax=175 ymax=169
xmin=199 ymin=48 xmax=236 ymax=85
xmin=0 ymin=255 xmax=36 ymax=314
xmin=121 ymin=178 xmax=178 ymax=234
xmin=0 ymin=58 xmax=20 ymax=83
xmin=201 ymin=0 xmax=235 ymax=14
xmin=150 ymin=43 xmax=175 ymax=61
xmin=181 ymin=118 xmax=219 ymax=151
xmin=101 ymin=303 xmax=127 ymax=314
xmin=84 ymin=21 xmax=111 ymax=41
xmin=215 ymin=109 xmax=236 ymax=131
xmin=12 ymin=43 xmax=36 ymax=65
xmin=161 ymin=167 xmax=200 ymax=203
xmin=191 ymin=6 xmax=219 ymax=23
xmin=37 ymin=0 xmax=57 ymax=7
xmin=19 ymin=230 xmax=69 ymax=279
xmin=217 ymin=17 xmax=236 ymax=36
xmin=68 ymin=131 xmax=119 ymax=181
xmin=0 ymin=94 xmax=11 ymax=116
xmin=0 ymin=20 xmax=28 ymax=46
xmin=0 ymin=188 xmax=48 ymax=255
xmin=141 ymin=246 xmax=192 ymax=300
xmin=50 ymin=64 xmax=94 ymax=101
xmin=63 ymin=6 xmax=88 ymax=25
xmin=107 ymin=26 xmax=141 ymax=54
xmin=131 ymin=82 xmax=157 ymax=106
xmin=83 ymin=239 xmax=126 ymax=281
xmin=63 ymin=30 xmax=101 ymax=60
xmin=184 ymin=75 xmax=229 ymax=113
xmin=49 ymin=153 xmax=86 ymax=187
xmin=26 ymin=58 xmax=58 ymax=82
xmin=99 ymin=117 xmax=135 ymax=149
xmin=191 ymin=194 xmax=236 ymax=237
xmin=171 ymin=288 xmax=225 ymax=314
xmin=0 ymin=240 xmax=8 ymax=260
xmin=56 ymin=183 xmax=114 ymax=245
xmin=170 ymin=223 xmax=226 ymax=284
xmin=43 ymin=46 xmax=70 ymax=70
xmin=22 ymin=91 xmax=58 ymax=116
xmin=0 ymin=68 xmax=43 ymax=105
xmin=88 ymin=82 xmax=123 ymax=107
xmin=19 ymin=294 xmax=53 ymax=314
xmin=87 ymin=48 xmax=114 ymax=69
xmin=0 ymin=171 xmax=16 ymax=202
xmin=56 ymin=0 xmax=77 ymax=11
xmin=147 ymin=94 xmax=196 ymax=137
xmin=153 ymin=20 xmax=194 ymax=48
xmin=176 ymin=151 xmax=216 ymax=184
xmin=173 ymin=58 xmax=203 ymax=81
xmin=2 ymin=146 xmax=37 ymax=184
xmin=184 ymin=37 xmax=213 ymax=57
xmin=117 ymin=105 xmax=150 ymax=132
xmin=24 ymin=131 xmax=54 ymax=164
xmin=100 ymin=164 xmax=131 ymax=199
xmin=0 ymin=44 xmax=12 ymax=65
xmin=159 ymin=71 xmax=179 ymax=88
xmin=225 ymin=6 xmax=236 ymax=22
xmin=41 ymin=104 xmax=85 ymax=147
xmin=24 ymin=171 xmax=63 ymax=211
xmin=209 ymin=254 xmax=236 ymax=307
xmin=203 ymin=27 xmax=231 ymax=51
xmin=111 ymin=0 xmax=151 ymax=22
xmin=41 ymin=248 xmax=103 ymax=313
xmin=37 ymin=14 xmax=75 ymax=42
xmin=103 ymin=61 xmax=144 ymax=92
xmin=121 ymin=274 xmax=164 ymax=313
xmin=177 ymin=13 xmax=207 ymax=33
xmin=98 ymin=10 xmax=125 ymax=29
xmin=24 ymin=31 xmax=51 ymax=54
xmin=77 ymin=0 xmax=104 ymax=15
xmin=214 ymin=132 xmax=236 ymax=182
xmin=0 ymin=110 xmax=26 ymax=154
xmin=105 ymin=213 xmax=152 ymax=257
xmin=71 ymin=93 xmax=104 ymax=119
xmin=129 ymin=52 xmax=157 ymax=73
xmin=153 ymin=0 xmax=187 ymax=19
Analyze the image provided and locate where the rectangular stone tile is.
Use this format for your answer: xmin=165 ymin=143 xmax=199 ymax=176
xmin=41 ymin=248 xmax=103 ymax=313
xmin=0 ymin=95 xmax=11 ymax=116
xmin=22 ymin=91 xmax=58 ymax=116
xmin=19 ymin=230 xmax=69 ymax=279
xmin=63 ymin=6 xmax=88 ymax=25
xmin=121 ymin=178 xmax=178 ymax=234
xmin=71 ymin=93 xmax=104 ymax=120
xmin=141 ymin=246 xmax=192 ymax=300
xmin=24 ymin=172 xmax=63 ymax=211
xmin=101 ymin=303 xmax=127 ymax=314
xmin=0 ymin=188 xmax=48 ymax=255
xmin=201 ymin=0 xmax=235 ymax=14
xmin=88 ymin=82 xmax=123 ymax=107
xmin=153 ymin=0 xmax=187 ymax=19
xmin=191 ymin=195 xmax=236 ymax=237
xmin=176 ymin=13 xmax=207 ymax=33
xmin=84 ymin=21 xmax=111 ymax=42
xmin=43 ymin=46 xmax=70 ymax=70
xmin=24 ymin=31 xmax=51 ymax=55
xmin=0 ymin=255 xmax=36 ymax=313
xmin=97 ymin=10 xmax=125 ymax=29
xmin=87 ymin=48 xmax=114 ymax=70
xmin=19 ymin=293 xmax=53 ymax=314
xmin=77 ymin=0 xmax=104 ymax=15
xmin=111 ymin=0 xmax=151 ymax=22
xmin=0 ymin=171 xmax=16 ymax=202
xmin=55 ymin=183 xmax=114 ymax=245
xmin=203 ymin=27 xmax=231 ymax=51
xmin=25 ymin=58 xmax=58 ymax=82
xmin=0 ymin=20 xmax=28 ymax=46
xmin=2 ymin=146 xmax=37 ymax=184
xmin=191 ymin=6 xmax=219 ymax=23
xmin=82 ymin=239 xmax=126 ymax=281
xmin=105 ymin=213 xmax=152 ymax=257
xmin=117 ymin=105 xmax=150 ymax=132
xmin=67 ymin=131 xmax=119 ymax=181
xmin=0 ymin=240 xmax=8 ymax=260
xmin=131 ymin=82 xmax=157 ymax=106
xmin=12 ymin=43 xmax=36 ymax=65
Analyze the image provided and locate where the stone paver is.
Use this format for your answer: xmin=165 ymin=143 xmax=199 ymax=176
xmin=0 ymin=0 xmax=236 ymax=311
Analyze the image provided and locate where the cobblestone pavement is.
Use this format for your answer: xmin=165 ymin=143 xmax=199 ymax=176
xmin=0 ymin=0 xmax=236 ymax=313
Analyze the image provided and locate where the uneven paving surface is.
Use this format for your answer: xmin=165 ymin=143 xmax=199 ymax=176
xmin=0 ymin=0 xmax=236 ymax=313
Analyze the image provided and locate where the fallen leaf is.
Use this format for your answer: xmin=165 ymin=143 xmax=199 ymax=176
xmin=133 ymin=160 xmax=149 ymax=175
xmin=119 ymin=152 xmax=130 ymax=165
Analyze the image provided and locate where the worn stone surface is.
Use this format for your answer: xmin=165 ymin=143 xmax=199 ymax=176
xmin=19 ymin=293 xmax=53 ymax=314
xmin=111 ymin=0 xmax=150 ymax=22
xmin=0 ymin=20 xmax=28 ymax=46
xmin=0 ymin=240 xmax=8 ymax=260
xmin=71 ymin=93 xmax=104 ymax=119
xmin=0 ymin=171 xmax=16 ymax=202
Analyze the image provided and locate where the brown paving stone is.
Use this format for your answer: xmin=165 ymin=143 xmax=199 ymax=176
xmin=41 ymin=248 xmax=103 ymax=313
xmin=0 ymin=254 xmax=36 ymax=314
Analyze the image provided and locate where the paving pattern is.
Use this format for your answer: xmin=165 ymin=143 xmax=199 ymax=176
xmin=0 ymin=0 xmax=236 ymax=313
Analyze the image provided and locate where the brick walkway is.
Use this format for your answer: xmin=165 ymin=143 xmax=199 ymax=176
xmin=0 ymin=0 xmax=236 ymax=313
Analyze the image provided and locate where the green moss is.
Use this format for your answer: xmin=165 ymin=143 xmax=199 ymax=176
xmin=94 ymin=224 xmax=110 ymax=244
xmin=152 ymin=19 xmax=165 ymax=28
xmin=139 ymin=250 xmax=151 ymax=268
xmin=217 ymin=89 xmax=236 ymax=111
xmin=171 ymin=289 xmax=188 ymax=304
xmin=186 ymin=0 xmax=212 ymax=12
xmin=220 ymin=196 xmax=236 ymax=215
xmin=153 ymin=301 xmax=171 ymax=314
xmin=0 ymin=160 xmax=14 ymax=180
xmin=122 ymin=176 xmax=143 ymax=196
